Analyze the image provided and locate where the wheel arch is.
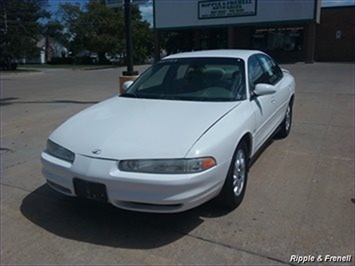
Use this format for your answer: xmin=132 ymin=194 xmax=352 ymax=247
xmin=238 ymin=132 xmax=253 ymax=159
xmin=290 ymin=94 xmax=295 ymax=106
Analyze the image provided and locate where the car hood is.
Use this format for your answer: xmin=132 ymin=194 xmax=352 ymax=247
xmin=50 ymin=97 xmax=239 ymax=160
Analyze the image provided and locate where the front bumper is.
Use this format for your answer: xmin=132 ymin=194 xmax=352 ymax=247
xmin=41 ymin=152 xmax=230 ymax=213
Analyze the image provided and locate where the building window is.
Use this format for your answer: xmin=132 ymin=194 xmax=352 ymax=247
xmin=252 ymin=27 xmax=304 ymax=52
xmin=200 ymin=29 xmax=227 ymax=50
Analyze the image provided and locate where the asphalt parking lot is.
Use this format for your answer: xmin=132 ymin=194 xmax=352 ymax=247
xmin=1 ymin=63 xmax=354 ymax=265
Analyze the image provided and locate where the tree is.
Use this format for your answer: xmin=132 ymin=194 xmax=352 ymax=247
xmin=58 ymin=3 xmax=84 ymax=55
xmin=161 ymin=31 xmax=195 ymax=55
xmin=43 ymin=20 xmax=65 ymax=41
xmin=0 ymin=0 xmax=49 ymax=69
xmin=41 ymin=20 xmax=70 ymax=62
xmin=59 ymin=1 xmax=153 ymax=64
xmin=81 ymin=2 xmax=125 ymax=63
xmin=131 ymin=6 xmax=153 ymax=64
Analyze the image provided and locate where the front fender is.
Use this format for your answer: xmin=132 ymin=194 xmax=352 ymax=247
xmin=185 ymin=101 xmax=255 ymax=166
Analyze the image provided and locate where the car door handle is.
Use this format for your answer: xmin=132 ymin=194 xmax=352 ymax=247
xmin=271 ymin=97 xmax=275 ymax=104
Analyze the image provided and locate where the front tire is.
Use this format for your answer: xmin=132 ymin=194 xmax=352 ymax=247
xmin=276 ymin=101 xmax=293 ymax=138
xmin=219 ymin=141 xmax=249 ymax=210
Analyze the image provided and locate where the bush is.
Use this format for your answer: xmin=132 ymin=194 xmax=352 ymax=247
xmin=0 ymin=56 xmax=18 ymax=70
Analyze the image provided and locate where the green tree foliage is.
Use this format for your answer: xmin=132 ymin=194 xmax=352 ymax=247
xmin=131 ymin=6 xmax=153 ymax=64
xmin=41 ymin=19 xmax=71 ymax=63
xmin=42 ymin=20 xmax=70 ymax=46
xmin=58 ymin=3 xmax=84 ymax=56
xmin=59 ymin=2 xmax=152 ymax=64
xmin=161 ymin=31 xmax=194 ymax=55
xmin=0 ymin=0 xmax=49 ymax=69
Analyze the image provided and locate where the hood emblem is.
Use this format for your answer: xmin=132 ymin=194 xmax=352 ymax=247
xmin=92 ymin=149 xmax=102 ymax=155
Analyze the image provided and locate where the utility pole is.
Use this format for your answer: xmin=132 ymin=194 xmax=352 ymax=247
xmin=123 ymin=0 xmax=138 ymax=75
xmin=119 ymin=0 xmax=138 ymax=93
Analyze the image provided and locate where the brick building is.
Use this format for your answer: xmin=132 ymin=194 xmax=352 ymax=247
xmin=154 ymin=3 xmax=354 ymax=63
xmin=315 ymin=6 xmax=354 ymax=62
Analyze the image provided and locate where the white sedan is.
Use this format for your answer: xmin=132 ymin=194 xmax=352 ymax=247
xmin=41 ymin=50 xmax=295 ymax=213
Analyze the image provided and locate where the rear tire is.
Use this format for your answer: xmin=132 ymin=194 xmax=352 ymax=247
xmin=276 ymin=101 xmax=293 ymax=138
xmin=219 ymin=141 xmax=249 ymax=210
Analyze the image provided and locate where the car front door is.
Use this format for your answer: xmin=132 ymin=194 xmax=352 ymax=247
xmin=248 ymin=54 xmax=280 ymax=153
xmin=256 ymin=54 xmax=290 ymax=128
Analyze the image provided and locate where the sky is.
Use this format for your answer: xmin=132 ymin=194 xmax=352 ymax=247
xmin=49 ymin=0 xmax=355 ymax=26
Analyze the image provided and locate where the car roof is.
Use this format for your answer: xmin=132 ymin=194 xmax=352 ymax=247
xmin=163 ymin=49 xmax=264 ymax=61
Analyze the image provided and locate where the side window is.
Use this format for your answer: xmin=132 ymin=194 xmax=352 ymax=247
xmin=248 ymin=55 xmax=268 ymax=90
xmin=257 ymin=55 xmax=283 ymax=85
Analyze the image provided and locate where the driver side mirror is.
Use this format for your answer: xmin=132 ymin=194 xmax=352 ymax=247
xmin=119 ymin=80 xmax=134 ymax=95
xmin=254 ymin=83 xmax=276 ymax=97
xmin=122 ymin=80 xmax=134 ymax=91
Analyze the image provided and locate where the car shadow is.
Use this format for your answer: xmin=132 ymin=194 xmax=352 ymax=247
xmin=20 ymin=184 xmax=229 ymax=249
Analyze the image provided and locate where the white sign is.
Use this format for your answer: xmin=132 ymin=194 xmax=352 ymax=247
xmin=154 ymin=0 xmax=320 ymax=29
xmin=198 ymin=0 xmax=256 ymax=19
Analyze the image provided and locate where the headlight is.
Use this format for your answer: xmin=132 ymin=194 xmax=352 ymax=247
xmin=46 ymin=139 xmax=75 ymax=163
xmin=119 ymin=157 xmax=216 ymax=174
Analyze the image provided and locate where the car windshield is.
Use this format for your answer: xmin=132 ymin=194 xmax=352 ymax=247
xmin=122 ymin=57 xmax=246 ymax=102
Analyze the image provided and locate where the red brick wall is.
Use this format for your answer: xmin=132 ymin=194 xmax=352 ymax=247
xmin=315 ymin=6 xmax=355 ymax=62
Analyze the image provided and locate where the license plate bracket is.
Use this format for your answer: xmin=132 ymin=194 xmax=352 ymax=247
xmin=73 ymin=178 xmax=108 ymax=203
